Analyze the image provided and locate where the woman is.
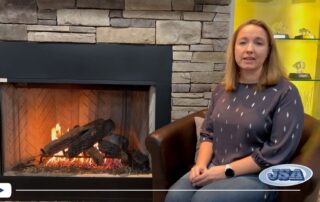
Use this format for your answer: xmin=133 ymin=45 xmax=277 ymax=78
xmin=165 ymin=19 xmax=304 ymax=202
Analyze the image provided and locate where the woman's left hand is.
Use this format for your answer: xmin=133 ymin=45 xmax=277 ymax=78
xmin=190 ymin=165 xmax=226 ymax=187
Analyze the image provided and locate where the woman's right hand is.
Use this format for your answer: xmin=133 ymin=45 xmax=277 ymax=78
xmin=189 ymin=164 xmax=207 ymax=182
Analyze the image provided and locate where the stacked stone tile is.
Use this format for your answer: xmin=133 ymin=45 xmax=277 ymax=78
xmin=0 ymin=0 xmax=231 ymax=121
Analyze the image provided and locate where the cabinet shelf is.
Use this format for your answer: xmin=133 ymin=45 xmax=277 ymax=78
xmin=290 ymin=79 xmax=320 ymax=82
xmin=275 ymin=38 xmax=320 ymax=41
xmin=234 ymin=0 xmax=320 ymax=119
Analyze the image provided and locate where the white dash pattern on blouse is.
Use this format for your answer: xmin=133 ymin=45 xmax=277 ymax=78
xmin=201 ymin=80 xmax=304 ymax=170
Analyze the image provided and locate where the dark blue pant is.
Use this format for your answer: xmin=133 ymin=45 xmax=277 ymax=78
xmin=165 ymin=172 xmax=278 ymax=202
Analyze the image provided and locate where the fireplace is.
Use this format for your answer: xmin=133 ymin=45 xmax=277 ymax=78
xmin=0 ymin=41 xmax=171 ymax=200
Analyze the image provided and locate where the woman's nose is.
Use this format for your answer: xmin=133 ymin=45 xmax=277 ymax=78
xmin=246 ymin=43 xmax=253 ymax=52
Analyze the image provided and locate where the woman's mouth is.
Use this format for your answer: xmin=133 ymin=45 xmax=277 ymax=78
xmin=243 ymin=57 xmax=255 ymax=61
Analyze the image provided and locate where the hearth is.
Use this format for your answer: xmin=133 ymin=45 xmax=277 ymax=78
xmin=0 ymin=42 xmax=171 ymax=200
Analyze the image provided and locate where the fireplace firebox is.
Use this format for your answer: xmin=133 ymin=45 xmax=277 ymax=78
xmin=0 ymin=42 xmax=171 ymax=201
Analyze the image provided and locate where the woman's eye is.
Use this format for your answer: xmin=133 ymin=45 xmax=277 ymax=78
xmin=255 ymin=40 xmax=265 ymax=45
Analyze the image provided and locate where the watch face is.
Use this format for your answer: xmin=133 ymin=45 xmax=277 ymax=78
xmin=225 ymin=168 xmax=235 ymax=177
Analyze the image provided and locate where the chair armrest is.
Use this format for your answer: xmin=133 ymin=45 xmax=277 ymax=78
xmin=278 ymin=114 xmax=320 ymax=202
xmin=146 ymin=110 xmax=205 ymax=190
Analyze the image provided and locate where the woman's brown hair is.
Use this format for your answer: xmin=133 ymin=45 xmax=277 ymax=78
xmin=223 ymin=19 xmax=286 ymax=91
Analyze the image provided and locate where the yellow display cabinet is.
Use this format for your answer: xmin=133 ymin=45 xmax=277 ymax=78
xmin=233 ymin=0 xmax=320 ymax=119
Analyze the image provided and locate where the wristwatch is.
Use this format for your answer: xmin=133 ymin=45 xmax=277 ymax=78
xmin=225 ymin=164 xmax=235 ymax=178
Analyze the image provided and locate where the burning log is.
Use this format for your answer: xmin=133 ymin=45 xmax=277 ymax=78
xmin=99 ymin=134 xmax=129 ymax=153
xmin=99 ymin=133 xmax=129 ymax=162
xmin=130 ymin=150 xmax=150 ymax=171
xmin=65 ymin=119 xmax=115 ymax=158
xmin=99 ymin=134 xmax=149 ymax=170
xmin=41 ymin=119 xmax=106 ymax=155
xmin=99 ymin=140 xmax=122 ymax=157
xmin=85 ymin=147 xmax=104 ymax=166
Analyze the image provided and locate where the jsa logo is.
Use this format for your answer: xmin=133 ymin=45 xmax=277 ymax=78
xmin=0 ymin=183 xmax=12 ymax=198
xmin=259 ymin=164 xmax=313 ymax=186
xmin=267 ymin=169 xmax=304 ymax=181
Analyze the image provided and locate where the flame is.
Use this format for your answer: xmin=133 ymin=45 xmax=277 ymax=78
xmin=51 ymin=123 xmax=64 ymax=156
xmin=51 ymin=123 xmax=61 ymax=140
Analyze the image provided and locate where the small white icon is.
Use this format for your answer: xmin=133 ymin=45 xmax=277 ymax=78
xmin=0 ymin=183 xmax=12 ymax=198
xmin=0 ymin=78 xmax=8 ymax=83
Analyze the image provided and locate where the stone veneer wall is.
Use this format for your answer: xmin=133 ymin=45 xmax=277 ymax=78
xmin=0 ymin=0 xmax=231 ymax=121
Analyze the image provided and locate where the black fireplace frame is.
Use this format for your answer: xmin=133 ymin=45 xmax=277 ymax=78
xmin=0 ymin=41 xmax=172 ymax=201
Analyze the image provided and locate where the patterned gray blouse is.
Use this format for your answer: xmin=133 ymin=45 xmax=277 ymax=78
xmin=200 ymin=78 xmax=304 ymax=169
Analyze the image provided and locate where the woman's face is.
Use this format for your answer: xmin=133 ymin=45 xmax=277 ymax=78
xmin=234 ymin=24 xmax=269 ymax=75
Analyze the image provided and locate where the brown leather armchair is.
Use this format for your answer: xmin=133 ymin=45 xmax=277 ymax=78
xmin=146 ymin=110 xmax=320 ymax=202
